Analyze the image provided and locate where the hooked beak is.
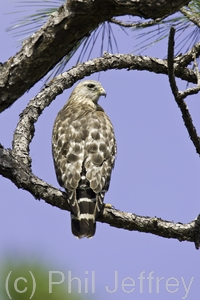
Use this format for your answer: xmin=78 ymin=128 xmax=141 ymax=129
xmin=99 ymin=87 xmax=107 ymax=97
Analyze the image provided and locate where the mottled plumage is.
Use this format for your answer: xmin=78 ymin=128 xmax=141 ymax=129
xmin=52 ymin=80 xmax=116 ymax=238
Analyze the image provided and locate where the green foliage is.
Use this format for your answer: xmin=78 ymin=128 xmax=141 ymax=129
xmin=6 ymin=0 xmax=64 ymax=42
xmin=189 ymin=0 xmax=200 ymax=14
xmin=0 ymin=258 xmax=80 ymax=300
xmin=132 ymin=0 xmax=200 ymax=54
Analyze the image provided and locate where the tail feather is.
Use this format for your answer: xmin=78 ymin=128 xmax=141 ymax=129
xmin=71 ymin=214 xmax=96 ymax=238
xmin=70 ymin=189 xmax=104 ymax=238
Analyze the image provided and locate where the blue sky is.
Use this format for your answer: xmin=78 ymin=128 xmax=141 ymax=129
xmin=1 ymin=1 xmax=200 ymax=299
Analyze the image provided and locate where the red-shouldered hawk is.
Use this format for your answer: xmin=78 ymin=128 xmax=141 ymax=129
xmin=52 ymin=80 xmax=116 ymax=238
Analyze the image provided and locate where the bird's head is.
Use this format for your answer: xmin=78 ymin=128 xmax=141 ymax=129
xmin=69 ymin=80 xmax=107 ymax=104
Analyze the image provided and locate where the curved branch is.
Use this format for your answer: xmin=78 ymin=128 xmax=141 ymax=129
xmin=12 ymin=52 xmax=199 ymax=166
xmin=0 ymin=146 xmax=69 ymax=209
xmin=0 ymin=145 xmax=200 ymax=248
xmin=12 ymin=52 xmax=198 ymax=165
xmin=0 ymin=0 xmax=190 ymax=112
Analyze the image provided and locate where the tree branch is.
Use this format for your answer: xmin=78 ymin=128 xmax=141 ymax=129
xmin=180 ymin=6 xmax=200 ymax=28
xmin=168 ymin=27 xmax=200 ymax=155
xmin=12 ymin=52 xmax=198 ymax=166
xmin=0 ymin=146 xmax=69 ymax=209
xmin=175 ymin=42 xmax=200 ymax=68
xmin=167 ymin=27 xmax=179 ymax=97
xmin=109 ymin=17 xmax=165 ymax=28
xmin=1 ymin=144 xmax=200 ymax=248
xmin=0 ymin=0 xmax=190 ymax=112
xmin=98 ymin=208 xmax=200 ymax=250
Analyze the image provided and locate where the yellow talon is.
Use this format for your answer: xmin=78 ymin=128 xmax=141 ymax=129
xmin=104 ymin=203 xmax=113 ymax=209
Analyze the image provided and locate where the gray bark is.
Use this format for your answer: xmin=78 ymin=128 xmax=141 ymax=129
xmin=0 ymin=0 xmax=190 ymax=112
xmin=1 ymin=145 xmax=200 ymax=248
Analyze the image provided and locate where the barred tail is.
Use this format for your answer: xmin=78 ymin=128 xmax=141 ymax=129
xmin=70 ymin=189 xmax=103 ymax=238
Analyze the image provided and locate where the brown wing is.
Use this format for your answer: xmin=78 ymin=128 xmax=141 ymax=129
xmin=52 ymin=102 xmax=116 ymax=193
xmin=84 ymin=109 xmax=116 ymax=193
xmin=52 ymin=100 xmax=116 ymax=237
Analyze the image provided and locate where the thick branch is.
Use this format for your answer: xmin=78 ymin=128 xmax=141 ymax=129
xmin=0 ymin=146 xmax=69 ymax=209
xmin=0 ymin=0 xmax=190 ymax=112
xmin=1 ymin=145 xmax=200 ymax=248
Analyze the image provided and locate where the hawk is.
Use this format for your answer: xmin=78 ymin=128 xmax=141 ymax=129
xmin=52 ymin=80 xmax=116 ymax=238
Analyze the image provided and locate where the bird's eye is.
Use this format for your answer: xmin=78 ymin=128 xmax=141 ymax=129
xmin=87 ymin=83 xmax=95 ymax=89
